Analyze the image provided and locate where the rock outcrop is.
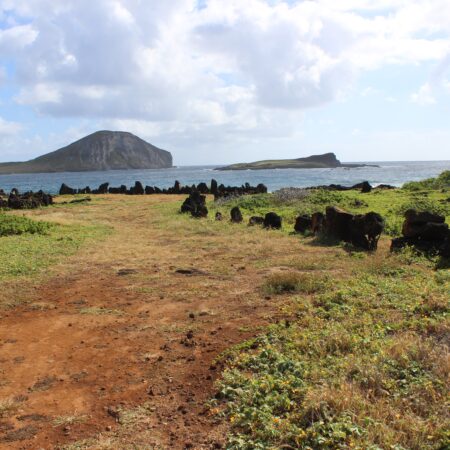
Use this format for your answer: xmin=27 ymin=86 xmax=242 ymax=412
xmin=391 ymin=210 xmax=449 ymax=256
xmin=325 ymin=207 xmax=384 ymax=250
xmin=230 ymin=207 xmax=243 ymax=223
xmin=294 ymin=215 xmax=312 ymax=233
xmin=180 ymin=192 xmax=208 ymax=218
xmin=264 ymin=212 xmax=282 ymax=230
xmin=248 ymin=216 xmax=265 ymax=226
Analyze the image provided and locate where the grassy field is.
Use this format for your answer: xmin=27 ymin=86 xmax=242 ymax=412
xmin=0 ymin=200 xmax=110 ymax=308
xmin=0 ymin=176 xmax=448 ymax=449
xmin=213 ymin=251 xmax=449 ymax=449
xmin=205 ymin=175 xmax=449 ymax=449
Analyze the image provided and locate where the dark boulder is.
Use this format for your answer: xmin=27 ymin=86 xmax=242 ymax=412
xmin=402 ymin=209 xmax=445 ymax=238
xmin=294 ymin=215 xmax=312 ymax=233
xmin=391 ymin=209 xmax=449 ymax=256
xmin=79 ymin=186 xmax=92 ymax=194
xmin=360 ymin=181 xmax=372 ymax=193
xmin=311 ymin=212 xmax=325 ymax=234
xmin=94 ymin=183 xmax=109 ymax=194
xmin=181 ymin=192 xmax=208 ymax=218
xmin=325 ymin=206 xmax=354 ymax=242
xmin=375 ymin=184 xmax=396 ymax=190
xmin=59 ymin=183 xmax=77 ymax=195
xmin=264 ymin=212 xmax=282 ymax=230
xmin=129 ymin=181 xmax=144 ymax=195
xmin=193 ymin=204 xmax=208 ymax=218
xmin=248 ymin=216 xmax=264 ymax=226
xmin=197 ymin=182 xmax=209 ymax=194
xmin=36 ymin=190 xmax=53 ymax=206
xmin=230 ymin=207 xmax=243 ymax=223
xmin=215 ymin=212 xmax=223 ymax=221
xmin=211 ymin=179 xmax=218 ymax=197
xmin=350 ymin=212 xmax=384 ymax=250
xmin=7 ymin=192 xmax=24 ymax=209
xmin=326 ymin=206 xmax=384 ymax=250
xmin=352 ymin=181 xmax=372 ymax=193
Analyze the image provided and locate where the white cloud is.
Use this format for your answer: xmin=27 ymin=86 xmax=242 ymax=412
xmin=410 ymin=82 xmax=436 ymax=105
xmin=0 ymin=117 xmax=23 ymax=135
xmin=16 ymin=83 xmax=61 ymax=104
xmin=0 ymin=24 xmax=38 ymax=54
xmin=444 ymin=79 xmax=450 ymax=93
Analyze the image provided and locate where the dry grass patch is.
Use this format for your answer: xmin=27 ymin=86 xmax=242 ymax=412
xmin=263 ymin=272 xmax=328 ymax=295
xmin=78 ymin=307 xmax=124 ymax=316
xmin=53 ymin=414 xmax=89 ymax=427
xmin=0 ymin=397 xmax=21 ymax=418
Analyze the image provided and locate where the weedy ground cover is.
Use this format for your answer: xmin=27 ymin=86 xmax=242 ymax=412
xmin=0 ymin=213 xmax=51 ymax=237
xmin=213 ymin=248 xmax=449 ymax=449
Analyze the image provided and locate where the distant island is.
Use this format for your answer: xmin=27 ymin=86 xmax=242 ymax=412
xmin=216 ymin=152 xmax=378 ymax=171
xmin=0 ymin=130 xmax=173 ymax=174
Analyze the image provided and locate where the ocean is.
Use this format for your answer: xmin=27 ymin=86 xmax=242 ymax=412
xmin=0 ymin=160 xmax=449 ymax=194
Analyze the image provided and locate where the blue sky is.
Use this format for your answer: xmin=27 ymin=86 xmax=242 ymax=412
xmin=0 ymin=0 xmax=449 ymax=164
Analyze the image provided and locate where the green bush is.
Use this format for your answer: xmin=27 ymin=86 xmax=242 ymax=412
xmin=396 ymin=195 xmax=449 ymax=217
xmin=0 ymin=214 xmax=51 ymax=237
xmin=402 ymin=170 xmax=450 ymax=191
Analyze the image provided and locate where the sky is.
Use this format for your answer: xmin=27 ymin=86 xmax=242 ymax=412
xmin=0 ymin=0 xmax=449 ymax=165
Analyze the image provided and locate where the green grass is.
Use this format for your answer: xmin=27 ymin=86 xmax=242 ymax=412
xmin=0 ymin=220 xmax=109 ymax=282
xmin=213 ymin=250 xmax=449 ymax=449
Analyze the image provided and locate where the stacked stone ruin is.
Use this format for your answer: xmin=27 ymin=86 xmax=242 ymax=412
xmin=293 ymin=207 xmax=384 ymax=250
xmin=0 ymin=188 xmax=53 ymax=210
xmin=180 ymin=192 xmax=208 ymax=218
xmin=59 ymin=179 xmax=268 ymax=199
xmin=391 ymin=209 xmax=449 ymax=257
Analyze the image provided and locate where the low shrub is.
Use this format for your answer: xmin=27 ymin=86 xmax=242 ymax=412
xmin=0 ymin=214 xmax=51 ymax=237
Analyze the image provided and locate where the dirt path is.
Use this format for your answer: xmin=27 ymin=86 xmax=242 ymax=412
xmin=0 ymin=196 xmax=294 ymax=449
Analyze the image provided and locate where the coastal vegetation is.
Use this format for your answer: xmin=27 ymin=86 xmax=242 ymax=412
xmin=212 ymin=183 xmax=449 ymax=238
xmin=0 ymin=172 xmax=448 ymax=448
xmin=403 ymin=170 xmax=450 ymax=191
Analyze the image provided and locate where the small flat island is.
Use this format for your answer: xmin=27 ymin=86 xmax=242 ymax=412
xmin=216 ymin=152 xmax=378 ymax=171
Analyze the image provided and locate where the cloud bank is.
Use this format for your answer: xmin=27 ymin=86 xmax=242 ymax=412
xmin=0 ymin=0 xmax=449 ymax=161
